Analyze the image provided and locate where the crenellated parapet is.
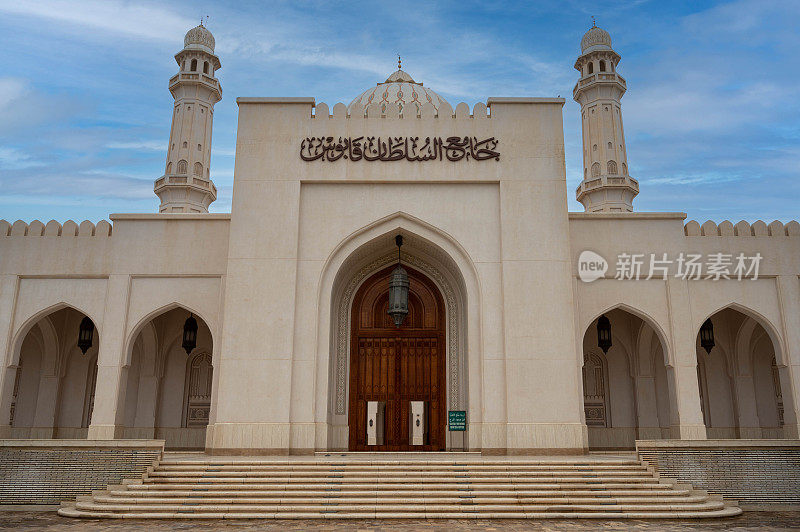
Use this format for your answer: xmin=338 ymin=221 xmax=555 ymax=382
xmin=684 ymin=219 xmax=800 ymax=237
xmin=310 ymin=100 xmax=491 ymax=119
xmin=0 ymin=219 xmax=112 ymax=237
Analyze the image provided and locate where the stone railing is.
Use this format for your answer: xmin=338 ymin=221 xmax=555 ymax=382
xmin=155 ymin=174 xmax=217 ymax=196
xmin=575 ymin=174 xmax=639 ymax=197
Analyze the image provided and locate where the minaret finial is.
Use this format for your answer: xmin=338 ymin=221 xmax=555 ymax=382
xmin=591 ymin=16 xmax=596 ymax=28
xmin=398 ymin=55 xmax=402 ymax=70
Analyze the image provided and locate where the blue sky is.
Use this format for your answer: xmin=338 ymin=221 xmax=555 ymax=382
xmin=0 ymin=0 xmax=798 ymax=223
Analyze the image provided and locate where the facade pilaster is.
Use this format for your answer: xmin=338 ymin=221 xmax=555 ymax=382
xmin=0 ymin=275 xmax=18 ymax=436
xmin=665 ymin=277 xmax=707 ymax=439
xmin=87 ymin=274 xmax=131 ymax=440
xmin=776 ymin=275 xmax=800 ymax=437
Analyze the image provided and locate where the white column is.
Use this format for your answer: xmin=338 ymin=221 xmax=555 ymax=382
xmin=132 ymin=375 xmax=159 ymax=438
xmin=31 ymin=374 xmax=59 ymax=438
xmin=0 ymin=275 xmax=18 ymax=437
xmin=733 ymin=374 xmax=762 ymax=438
xmin=87 ymin=274 xmax=131 ymax=440
xmin=634 ymin=375 xmax=661 ymax=439
xmin=665 ymin=278 xmax=706 ymax=439
xmin=776 ymin=275 xmax=800 ymax=438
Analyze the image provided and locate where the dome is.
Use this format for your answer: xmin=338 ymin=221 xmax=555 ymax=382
xmin=580 ymin=25 xmax=612 ymax=53
xmin=184 ymin=23 xmax=215 ymax=53
xmin=348 ymin=68 xmax=448 ymax=115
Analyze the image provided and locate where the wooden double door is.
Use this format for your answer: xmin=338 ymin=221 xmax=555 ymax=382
xmin=348 ymin=265 xmax=446 ymax=451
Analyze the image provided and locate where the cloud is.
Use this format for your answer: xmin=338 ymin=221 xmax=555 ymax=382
xmin=0 ymin=77 xmax=26 ymax=108
xmin=0 ymin=147 xmax=44 ymax=170
xmin=106 ymin=141 xmax=164 ymax=151
xmin=0 ymin=0 xmax=193 ymax=42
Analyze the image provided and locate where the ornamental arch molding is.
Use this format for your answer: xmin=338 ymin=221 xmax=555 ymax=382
xmin=696 ymin=302 xmax=786 ymax=367
xmin=314 ymin=212 xmax=482 ymax=439
xmin=581 ymin=303 xmax=672 ymax=368
xmin=124 ymin=301 xmax=216 ymax=368
xmin=9 ymin=302 xmax=100 ymax=368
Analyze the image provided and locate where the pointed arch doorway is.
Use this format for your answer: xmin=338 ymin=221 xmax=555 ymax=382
xmin=348 ymin=264 xmax=446 ymax=451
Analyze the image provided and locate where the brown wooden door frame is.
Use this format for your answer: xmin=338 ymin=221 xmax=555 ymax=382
xmin=348 ymin=265 xmax=446 ymax=451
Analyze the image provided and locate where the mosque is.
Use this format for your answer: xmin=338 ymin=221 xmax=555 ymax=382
xmin=1 ymin=21 xmax=798 ymax=461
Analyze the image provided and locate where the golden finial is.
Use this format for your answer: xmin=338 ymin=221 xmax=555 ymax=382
xmin=591 ymin=16 xmax=596 ymax=28
xmin=398 ymin=55 xmax=402 ymax=70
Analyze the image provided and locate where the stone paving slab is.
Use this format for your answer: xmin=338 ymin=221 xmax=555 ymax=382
xmin=1 ymin=511 xmax=799 ymax=531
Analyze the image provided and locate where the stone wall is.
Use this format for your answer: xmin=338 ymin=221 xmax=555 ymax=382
xmin=0 ymin=440 xmax=163 ymax=505
xmin=637 ymin=439 xmax=800 ymax=507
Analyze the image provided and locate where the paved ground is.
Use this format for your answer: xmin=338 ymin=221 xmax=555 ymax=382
xmin=1 ymin=511 xmax=799 ymax=531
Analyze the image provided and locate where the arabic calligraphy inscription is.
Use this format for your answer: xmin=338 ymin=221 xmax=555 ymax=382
xmin=300 ymin=136 xmax=500 ymax=163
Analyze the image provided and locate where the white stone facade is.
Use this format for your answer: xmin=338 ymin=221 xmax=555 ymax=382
xmin=1 ymin=25 xmax=798 ymax=454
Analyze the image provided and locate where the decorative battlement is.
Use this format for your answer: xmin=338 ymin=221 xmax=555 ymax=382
xmin=0 ymin=219 xmax=112 ymax=237
xmin=318 ymin=101 xmax=490 ymax=119
xmin=684 ymin=219 xmax=800 ymax=237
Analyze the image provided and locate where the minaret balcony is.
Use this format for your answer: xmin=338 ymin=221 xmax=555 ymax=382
xmin=573 ymin=72 xmax=626 ymax=98
xmin=155 ymin=174 xmax=218 ymax=197
xmin=169 ymin=72 xmax=222 ymax=96
xmin=576 ymin=173 xmax=639 ymax=199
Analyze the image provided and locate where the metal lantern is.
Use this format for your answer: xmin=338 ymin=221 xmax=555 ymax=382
xmin=597 ymin=314 xmax=612 ymax=354
xmin=387 ymin=235 xmax=409 ymax=328
xmin=77 ymin=316 xmax=94 ymax=355
xmin=182 ymin=314 xmax=198 ymax=355
xmin=700 ymin=318 xmax=715 ymax=354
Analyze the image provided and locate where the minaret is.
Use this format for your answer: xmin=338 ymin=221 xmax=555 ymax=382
xmin=573 ymin=23 xmax=638 ymax=212
xmin=154 ymin=22 xmax=221 ymax=213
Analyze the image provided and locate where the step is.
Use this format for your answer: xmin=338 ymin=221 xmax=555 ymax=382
xmin=129 ymin=482 xmax=674 ymax=491
xmin=93 ymin=495 xmax=712 ymax=505
xmin=58 ymin=507 xmax=743 ymax=519
xmin=146 ymin=470 xmax=653 ymax=478
xmin=111 ymin=488 xmax=694 ymax=498
xmin=143 ymin=475 xmax=660 ymax=483
xmin=74 ymin=501 xmax=727 ymax=513
xmin=155 ymin=460 xmax=644 ymax=467
xmin=157 ymin=462 xmax=647 ymax=471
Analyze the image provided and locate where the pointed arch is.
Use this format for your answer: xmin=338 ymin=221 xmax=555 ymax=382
xmin=314 ymin=211 xmax=482 ymax=451
xmin=124 ymin=302 xmax=215 ymax=367
xmin=581 ymin=303 xmax=671 ymax=367
xmin=696 ymin=302 xmax=785 ymax=366
xmin=9 ymin=302 xmax=99 ymax=368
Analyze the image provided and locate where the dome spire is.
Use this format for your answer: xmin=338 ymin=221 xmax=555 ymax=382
xmin=398 ymin=55 xmax=402 ymax=70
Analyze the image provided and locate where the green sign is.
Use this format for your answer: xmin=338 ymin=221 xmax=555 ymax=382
xmin=448 ymin=410 xmax=466 ymax=431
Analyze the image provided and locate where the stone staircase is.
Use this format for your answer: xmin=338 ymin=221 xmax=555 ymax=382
xmin=58 ymin=454 xmax=741 ymax=519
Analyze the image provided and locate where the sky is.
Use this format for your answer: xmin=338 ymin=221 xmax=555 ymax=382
xmin=0 ymin=0 xmax=798 ymax=223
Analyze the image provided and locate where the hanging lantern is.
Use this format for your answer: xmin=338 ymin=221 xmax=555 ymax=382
xmin=182 ymin=314 xmax=198 ymax=355
xmin=597 ymin=314 xmax=612 ymax=353
xmin=77 ymin=316 xmax=94 ymax=355
xmin=387 ymin=235 xmax=409 ymax=328
xmin=700 ymin=318 xmax=715 ymax=354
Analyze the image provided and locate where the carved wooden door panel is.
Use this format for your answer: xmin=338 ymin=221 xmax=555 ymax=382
xmin=349 ymin=265 xmax=446 ymax=451
xmin=185 ymin=352 xmax=213 ymax=427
